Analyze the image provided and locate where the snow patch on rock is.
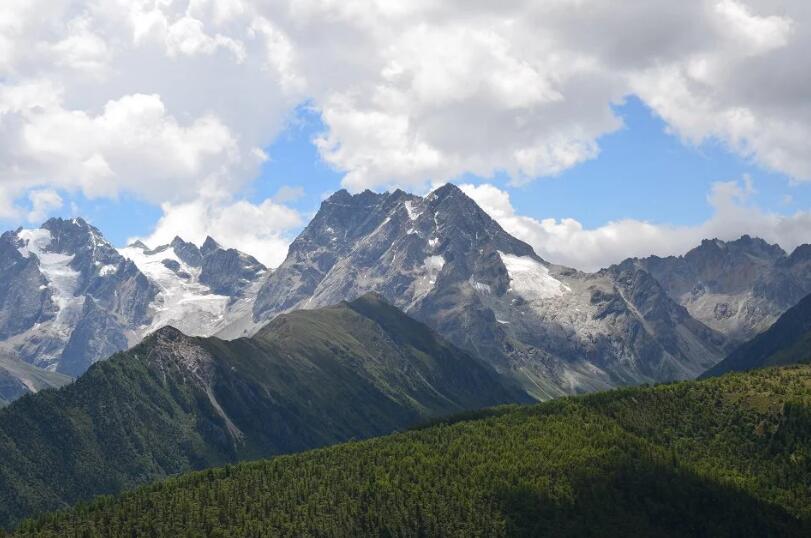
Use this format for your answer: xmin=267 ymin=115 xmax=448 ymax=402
xmin=499 ymin=252 xmax=569 ymax=301
xmin=16 ymin=228 xmax=84 ymax=335
xmin=404 ymin=200 xmax=421 ymax=221
xmin=120 ymin=245 xmax=231 ymax=337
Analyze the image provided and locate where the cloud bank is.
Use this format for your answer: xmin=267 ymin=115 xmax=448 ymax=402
xmin=1 ymin=0 xmax=810 ymax=260
xmin=461 ymin=179 xmax=811 ymax=272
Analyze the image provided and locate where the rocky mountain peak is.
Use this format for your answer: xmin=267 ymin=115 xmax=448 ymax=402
xmin=688 ymin=235 xmax=785 ymax=264
xmin=40 ymin=217 xmax=114 ymax=258
xmin=139 ymin=325 xmax=216 ymax=385
xmin=201 ymin=236 xmax=221 ymax=254
xmin=169 ymin=236 xmax=203 ymax=267
xmin=788 ymin=244 xmax=811 ymax=264
xmin=323 ymin=188 xmax=352 ymax=204
xmin=632 ymin=234 xmax=811 ymax=343
xmin=127 ymin=240 xmax=149 ymax=250
xmin=428 ymin=182 xmax=464 ymax=201
xmin=148 ymin=324 xmax=188 ymax=343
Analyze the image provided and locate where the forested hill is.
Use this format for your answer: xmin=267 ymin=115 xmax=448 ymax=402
xmin=0 ymin=293 xmax=524 ymax=529
xmin=12 ymin=365 xmax=811 ymax=537
xmin=703 ymin=292 xmax=811 ymax=378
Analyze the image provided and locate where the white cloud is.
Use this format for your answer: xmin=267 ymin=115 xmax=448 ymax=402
xmin=0 ymin=90 xmax=259 ymax=205
xmin=50 ymin=15 xmax=111 ymax=76
xmin=272 ymin=185 xmax=305 ymax=203
xmin=27 ymin=189 xmax=63 ymax=223
xmin=461 ymin=181 xmax=811 ymax=272
xmin=1 ymin=0 xmax=810 ymax=257
xmin=165 ymin=16 xmax=246 ymax=61
xmin=0 ymin=0 xmax=301 ymax=218
xmin=133 ymin=196 xmax=303 ymax=267
xmin=253 ymin=0 xmax=811 ymax=189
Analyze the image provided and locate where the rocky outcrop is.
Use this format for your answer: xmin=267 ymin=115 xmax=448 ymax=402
xmin=630 ymin=235 xmax=811 ymax=343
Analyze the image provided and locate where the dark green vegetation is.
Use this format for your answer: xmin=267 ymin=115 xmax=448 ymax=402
xmin=704 ymin=292 xmax=811 ymax=378
xmin=10 ymin=365 xmax=811 ymax=537
xmin=0 ymin=293 xmax=523 ymax=529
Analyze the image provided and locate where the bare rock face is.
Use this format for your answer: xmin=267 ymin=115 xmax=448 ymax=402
xmin=0 ymin=231 xmax=56 ymax=339
xmin=0 ymin=218 xmax=159 ymax=373
xmin=629 ymin=236 xmax=811 ymax=343
xmin=199 ymin=237 xmax=266 ymax=298
xmin=250 ymin=184 xmax=729 ymax=399
xmin=58 ymin=297 xmax=130 ymax=377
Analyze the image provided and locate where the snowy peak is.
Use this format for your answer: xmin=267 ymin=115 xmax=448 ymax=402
xmin=118 ymin=235 xmax=266 ymax=341
xmin=169 ymin=236 xmax=204 ymax=267
xmin=127 ymin=240 xmax=149 ymax=250
xmin=0 ymin=219 xmax=158 ymax=377
xmin=0 ymin=220 xmax=267 ymax=390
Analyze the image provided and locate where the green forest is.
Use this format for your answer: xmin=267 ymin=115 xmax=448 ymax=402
xmin=9 ymin=364 xmax=811 ymax=537
xmin=0 ymin=295 xmax=521 ymax=529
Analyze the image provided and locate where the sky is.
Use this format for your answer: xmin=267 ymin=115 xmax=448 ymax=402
xmin=1 ymin=0 xmax=810 ymax=271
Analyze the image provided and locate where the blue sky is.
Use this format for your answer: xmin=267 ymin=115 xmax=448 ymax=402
xmin=19 ymin=96 xmax=807 ymax=249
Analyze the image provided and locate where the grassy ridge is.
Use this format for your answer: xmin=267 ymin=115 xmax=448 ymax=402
xmin=0 ymin=295 xmax=522 ymax=529
xmin=11 ymin=365 xmax=811 ymax=537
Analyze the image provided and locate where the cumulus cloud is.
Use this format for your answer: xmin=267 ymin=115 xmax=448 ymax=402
xmin=460 ymin=180 xmax=811 ymax=272
xmin=0 ymin=0 xmax=301 ymax=216
xmin=0 ymin=89 xmax=258 ymax=204
xmin=254 ymin=0 xmax=811 ymax=190
xmin=26 ymin=189 xmax=63 ymax=223
xmin=132 ymin=196 xmax=303 ymax=267
xmin=1 ymin=0 xmax=811 ymax=259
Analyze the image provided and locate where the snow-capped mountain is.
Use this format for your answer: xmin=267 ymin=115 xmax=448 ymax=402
xmin=0 ymin=218 xmax=157 ymax=377
xmin=3 ymin=190 xmax=808 ymax=405
xmin=628 ymin=236 xmax=811 ymax=344
xmin=120 ymin=236 xmax=266 ymax=338
xmin=243 ymin=184 xmax=729 ymax=399
xmin=0 ymin=218 xmax=267 ymax=400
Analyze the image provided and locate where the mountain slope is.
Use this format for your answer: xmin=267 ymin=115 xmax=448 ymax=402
xmin=0 ymin=218 xmax=158 ymax=376
xmin=242 ymin=184 xmax=727 ymax=399
xmin=703 ymin=292 xmax=811 ymax=378
xmin=0 ymin=294 xmax=523 ymax=528
xmin=14 ymin=365 xmax=811 ymax=537
xmin=0 ymin=356 xmax=70 ymax=407
xmin=632 ymin=236 xmax=811 ymax=343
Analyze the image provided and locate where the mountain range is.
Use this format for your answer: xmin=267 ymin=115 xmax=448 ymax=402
xmin=239 ymin=184 xmax=810 ymax=398
xmin=0 ymin=183 xmax=810 ymax=534
xmin=1 ymin=184 xmax=810 ymax=404
xmin=0 ymin=293 xmax=521 ymax=528
xmin=630 ymin=236 xmax=811 ymax=343
xmin=0 ymin=218 xmax=266 ymax=400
